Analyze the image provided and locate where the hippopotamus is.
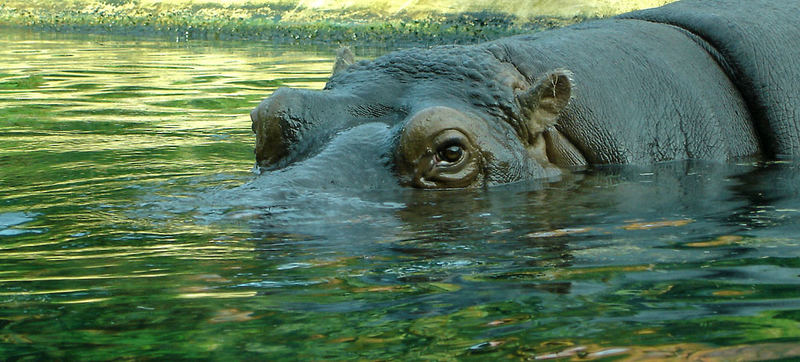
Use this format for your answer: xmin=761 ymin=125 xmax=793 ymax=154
xmin=250 ymin=0 xmax=800 ymax=189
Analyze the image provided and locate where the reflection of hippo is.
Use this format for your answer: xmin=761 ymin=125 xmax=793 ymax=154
xmin=250 ymin=0 xmax=800 ymax=189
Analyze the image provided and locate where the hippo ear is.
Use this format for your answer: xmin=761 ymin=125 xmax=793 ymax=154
xmin=516 ymin=69 xmax=573 ymax=136
xmin=332 ymin=47 xmax=355 ymax=75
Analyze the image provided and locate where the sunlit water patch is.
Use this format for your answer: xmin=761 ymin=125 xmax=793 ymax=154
xmin=1 ymin=29 xmax=800 ymax=360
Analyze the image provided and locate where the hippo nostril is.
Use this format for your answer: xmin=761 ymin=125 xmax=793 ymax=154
xmin=250 ymin=108 xmax=259 ymax=133
xmin=252 ymin=87 xmax=367 ymax=171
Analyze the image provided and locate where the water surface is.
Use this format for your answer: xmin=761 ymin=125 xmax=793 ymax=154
xmin=2 ymin=29 xmax=800 ymax=360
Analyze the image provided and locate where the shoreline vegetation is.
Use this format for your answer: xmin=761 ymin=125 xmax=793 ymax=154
xmin=0 ymin=0 xmax=674 ymax=45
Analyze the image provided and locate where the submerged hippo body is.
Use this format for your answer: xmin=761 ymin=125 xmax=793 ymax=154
xmin=250 ymin=0 xmax=800 ymax=189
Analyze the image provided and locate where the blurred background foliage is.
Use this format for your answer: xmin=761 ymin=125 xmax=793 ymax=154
xmin=0 ymin=0 xmax=675 ymax=44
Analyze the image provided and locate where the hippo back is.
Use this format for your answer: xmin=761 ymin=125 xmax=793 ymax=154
xmin=622 ymin=0 xmax=800 ymax=158
xmin=489 ymin=19 xmax=760 ymax=165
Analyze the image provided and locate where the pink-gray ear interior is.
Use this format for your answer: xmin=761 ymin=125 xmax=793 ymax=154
xmin=516 ymin=69 xmax=573 ymax=134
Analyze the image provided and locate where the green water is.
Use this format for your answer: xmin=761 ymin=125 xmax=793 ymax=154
xmin=2 ymin=29 xmax=800 ymax=360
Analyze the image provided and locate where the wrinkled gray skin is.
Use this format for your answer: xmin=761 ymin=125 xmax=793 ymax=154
xmin=250 ymin=0 xmax=800 ymax=189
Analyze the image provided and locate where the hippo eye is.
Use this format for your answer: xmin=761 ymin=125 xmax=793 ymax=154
xmin=437 ymin=143 xmax=464 ymax=163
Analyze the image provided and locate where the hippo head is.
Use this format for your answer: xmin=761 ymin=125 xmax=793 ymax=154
xmin=250 ymin=45 xmax=585 ymax=189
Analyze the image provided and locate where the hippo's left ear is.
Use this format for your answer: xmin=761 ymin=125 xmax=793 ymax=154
xmin=332 ymin=47 xmax=355 ymax=75
xmin=516 ymin=69 xmax=573 ymax=136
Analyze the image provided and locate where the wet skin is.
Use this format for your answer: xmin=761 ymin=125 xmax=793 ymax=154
xmin=250 ymin=0 xmax=800 ymax=189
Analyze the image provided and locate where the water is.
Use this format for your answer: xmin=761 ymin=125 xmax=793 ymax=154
xmin=2 ymin=28 xmax=800 ymax=360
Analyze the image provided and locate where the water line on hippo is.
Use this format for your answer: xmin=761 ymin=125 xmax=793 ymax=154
xmin=199 ymin=123 xmax=410 ymax=227
xmin=251 ymin=122 xmax=401 ymax=191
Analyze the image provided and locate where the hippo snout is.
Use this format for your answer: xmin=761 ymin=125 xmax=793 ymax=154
xmin=250 ymin=107 xmax=260 ymax=134
xmin=251 ymin=87 xmax=376 ymax=171
xmin=251 ymin=88 xmax=299 ymax=170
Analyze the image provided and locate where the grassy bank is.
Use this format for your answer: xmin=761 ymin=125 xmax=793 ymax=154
xmin=0 ymin=0 xmax=674 ymax=45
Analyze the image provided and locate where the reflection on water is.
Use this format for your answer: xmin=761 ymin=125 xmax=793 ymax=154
xmin=1 ymin=29 xmax=800 ymax=359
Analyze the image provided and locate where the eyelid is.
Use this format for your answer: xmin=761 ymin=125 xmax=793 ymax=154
xmin=438 ymin=137 xmax=464 ymax=148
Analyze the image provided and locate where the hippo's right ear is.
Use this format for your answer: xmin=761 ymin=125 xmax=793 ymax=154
xmin=516 ymin=69 xmax=573 ymax=136
xmin=332 ymin=47 xmax=355 ymax=76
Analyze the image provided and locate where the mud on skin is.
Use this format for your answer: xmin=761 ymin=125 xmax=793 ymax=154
xmin=250 ymin=0 xmax=800 ymax=189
